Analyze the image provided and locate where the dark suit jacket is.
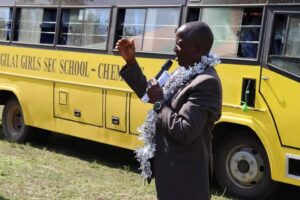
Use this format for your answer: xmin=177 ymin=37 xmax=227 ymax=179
xmin=120 ymin=62 xmax=222 ymax=200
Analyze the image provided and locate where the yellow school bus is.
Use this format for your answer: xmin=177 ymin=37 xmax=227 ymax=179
xmin=0 ymin=0 xmax=299 ymax=199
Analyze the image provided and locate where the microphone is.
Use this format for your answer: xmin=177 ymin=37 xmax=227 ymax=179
xmin=155 ymin=60 xmax=173 ymax=79
xmin=141 ymin=60 xmax=173 ymax=103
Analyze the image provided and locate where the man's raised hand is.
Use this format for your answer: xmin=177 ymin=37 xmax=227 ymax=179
xmin=115 ymin=38 xmax=136 ymax=65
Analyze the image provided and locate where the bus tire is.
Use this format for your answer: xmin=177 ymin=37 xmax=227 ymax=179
xmin=214 ymin=133 xmax=276 ymax=200
xmin=2 ymin=97 xmax=29 ymax=143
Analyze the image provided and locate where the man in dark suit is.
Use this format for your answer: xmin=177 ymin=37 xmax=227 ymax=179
xmin=116 ymin=21 xmax=222 ymax=200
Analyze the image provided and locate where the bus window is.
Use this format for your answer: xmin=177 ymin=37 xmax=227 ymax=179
xmin=0 ymin=7 xmax=12 ymax=42
xmin=188 ymin=7 xmax=263 ymax=59
xmin=16 ymin=0 xmax=59 ymax=4
xmin=237 ymin=8 xmax=262 ymax=58
xmin=58 ymin=8 xmax=110 ymax=49
xmin=270 ymin=15 xmax=287 ymax=56
xmin=285 ymin=16 xmax=300 ymax=57
xmin=14 ymin=8 xmax=57 ymax=45
xmin=116 ymin=9 xmax=146 ymax=51
xmin=187 ymin=8 xmax=200 ymax=22
xmin=269 ymin=14 xmax=300 ymax=77
xmin=115 ymin=8 xmax=180 ymax=54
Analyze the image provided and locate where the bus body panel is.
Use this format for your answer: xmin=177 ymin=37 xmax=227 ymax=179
xmin=0 ymin=45 xmax=175 ymax=149
xmin=0 ymin=76 xmax=55 ymax=129
xmin=219 ymin=108 xmax=282 ymax=182
xmin=220 ymin=106 xmax=300 ymax=186
xmin=216 ymin=62 xmax=300 ymax=186
xmin=216 ymin=62 xmax=281 ymax=183
xmin=260 ymin=67 xmax=300 ymax=149
xmin=54 ymin=83 xmax=104 ymax=127
xmin=0 ymin=46 xmax=177 ymax=90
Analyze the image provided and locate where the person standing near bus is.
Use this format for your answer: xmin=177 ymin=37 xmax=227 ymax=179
xmin=116 ymin=21 xmax=222 ymax=200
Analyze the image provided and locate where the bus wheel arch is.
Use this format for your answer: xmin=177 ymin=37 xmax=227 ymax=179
xmin=212 ymin=123 xmax=277 ymax=199
xmin=0 ymin=89 xmax=29 ymax=121
xmin=0 ymin=90 xmax=18 ymax=105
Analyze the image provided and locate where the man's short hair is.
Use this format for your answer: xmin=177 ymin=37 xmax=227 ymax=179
xmin=180 ymin=21 xmax=214 ymax=55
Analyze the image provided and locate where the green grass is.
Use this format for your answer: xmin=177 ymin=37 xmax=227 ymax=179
xmin=0 ymin=102 xmax=297 ymax=200
xmin=0 ymin=131 xmax=233 ymax=200
xmin=0 ymin=137 xmax=155 ymax=200
xmin=0 ymin=107 xmax=299 ymax=199
xmin=0 ymin=104 xmax=227 ymax=200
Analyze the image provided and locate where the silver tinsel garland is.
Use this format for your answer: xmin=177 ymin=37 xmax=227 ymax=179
xmin=135 ymin=54 xmax=221 ymax=181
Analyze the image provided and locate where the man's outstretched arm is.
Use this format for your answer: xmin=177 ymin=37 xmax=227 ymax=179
xmin=116 ymin=38 xmax=148 ymax=98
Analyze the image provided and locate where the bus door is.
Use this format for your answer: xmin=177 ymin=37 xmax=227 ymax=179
xmin=260 ymin=7 xmax=300 ymax=149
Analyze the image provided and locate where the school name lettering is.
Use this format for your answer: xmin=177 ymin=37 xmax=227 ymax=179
xmin=60 ymin=60 xmax=89 ymax=77
xmin=0 ymin=53 xmax=58 ymax=73
xmin=98 ymin=63 xmax=123 ymax=81
xmin=0 ymin=53 xmax=18 ymax=68
xmin=0 ymin=53 xmax=129 ymax=81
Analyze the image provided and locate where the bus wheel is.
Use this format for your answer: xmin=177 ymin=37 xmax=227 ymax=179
xmin=214 ymin=133 xmax=276 ymax=199
xmin=2 ymin=97 xmax=29 ymax=142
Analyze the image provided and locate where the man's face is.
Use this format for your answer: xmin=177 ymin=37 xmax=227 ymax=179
xmin=174 ymin=31 xmax=197 ymax=68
